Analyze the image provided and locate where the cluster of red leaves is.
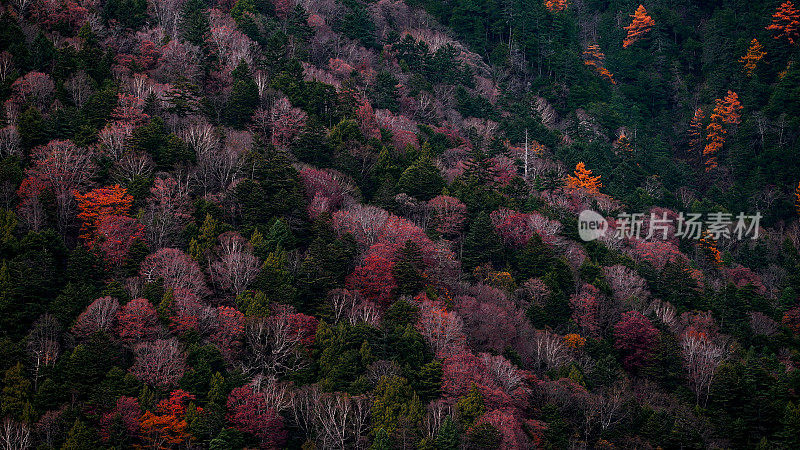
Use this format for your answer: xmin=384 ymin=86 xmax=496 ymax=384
xmin=725 ymin=265 xmax=767 ymax=295
xmin=570 ymin=284 xmax=601 ymax=337
xmin=210 ymin=306 xmax=246 ymax=359
xmin=117 ymin=298 xmax=161 ymax=344
xmin=627 ymin=239 xmax=688 ymax=270
xmin=270 ymin=97 xmax=307 ymax=150
xmin=30 ymin=0 xmax=89 ymax=34
xmin=474 ymin=407 xmax=546 ymax=450
xmin=613 ymin=310 xmax=659 ymax=371
xmin=226 ymin=385 xmax=287 ymax=448
xmin=783 ymin=306 xmax=800 ymax=334
xmin=299 ymin=167 xmax=352 ymax=218
xmin=139 ymin=390 xmax=197 ymax=448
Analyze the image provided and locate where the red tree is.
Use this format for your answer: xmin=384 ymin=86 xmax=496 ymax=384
xmin=269 ymin=97 xmax=307 ymax=150
xmin=346 ymin=243 xmax=398 ymax=306
xmin=490 ymin=209 xmax=532 ymax=247
xmin=116 ymin=298 xmax=161 ymax=344
xmin=138 ymin=390 xmax=196 ymax=448
xmin=613 ymin=311 xmax=659 ymax=371
xmin=112 ymin=94 xmax=149 ymax=126
xmin=475 ymin=408 xmax=545 ymax=450
xmin=169 ymin=288 xmax=216 ymax=335
xmin=570 ymin=284 xmax=601 ymax=337
xmin=782 ymin=306 xmax=800 ymax=334
xmin=75 ymin=185 xmax=133 ymax=241
xmin=94 ymin=215 xmax=145 ymax=266
xmin=99 ymin=396 xmax=141 ymax=442
xmin=226 ymin=384 xmax=288 ymax=448
xmin=210 ymin=306 xmax=246 ymax=359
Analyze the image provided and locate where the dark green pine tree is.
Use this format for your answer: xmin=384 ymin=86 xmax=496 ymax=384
xmin=396 ymin=154 xmax=445 ymax=201
xmin=164 ymin=77 xmax=201 ymax=117
xmin=462 ymin=212 xmax=502 ymax=272
xmin=411 ymin=359 xmax=442 ymax=404
xmin=435 ymin=415 xmax=459 ymax=450
xmin=393 ymin=241 xmax=426 ymax=297
xmin=373 ymin=71 xmax=400 ymax=112
xmin=62 ymin=419 xmax=99 ymax=450
xmin=778 ymin=402 xmax=800 ymax=448
xmin=1 ymin=363 xmax=31 ymax=420
xmin=226 ymin=61 xmax=259 ymax=129
xmin=181 ymin=0 xmax=211 ymax=46
xmin=102 ymin=0 xmax=148 ymax=30
xmin=17 ymin=106 xmax=49 ymax=150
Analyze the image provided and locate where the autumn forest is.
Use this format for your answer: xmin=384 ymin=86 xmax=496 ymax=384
xmin=1 ymin=0 xmax=800 ymax=448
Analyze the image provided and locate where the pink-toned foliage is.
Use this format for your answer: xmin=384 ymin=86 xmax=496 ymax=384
xmin=210 ymin=232 xmax=261 ymax=296
xmin=11 ymin=71 xmax=54 ymax=111
xmin=428 ymin=195 xmax=467 ymax=239
xmin=130 ymin=338 xmax=186 ymax=387
xmin=570 ymin=284 xmax=601 ymax=337
xmin=73 ymin=296 xmax=120 ymax=337
xmin=140 ymin=248 xmax=209 ymax=297
xmin=270 ymin=97 xmax=307 ymax=150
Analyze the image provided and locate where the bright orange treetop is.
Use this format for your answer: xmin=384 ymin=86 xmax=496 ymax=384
xmin=75 ymin=185 xmax=133 ymax=241
xmin=767 ymin=1 xmax=800 ymax=44
xmin=794 ymin=181 xmax=800 ymax=215
xmin=545 ymin=0 xmax=568 ymax=13
xmin=566 ymin=162 xmax=603 ymax=193
xmin=739 ymin=39 xmax=766 ymax=76
xmin=584 ymin=44 xmax=617 ymax=84
xmin=688 ymin=108 xmax=705 ymax=154
xmin=623 ymin=5 xmax=656 ymax=48
xmin=615 ymin=131 xmax=632 ymax=153
xmin=703 ymin=91 xmax=742 ymax=171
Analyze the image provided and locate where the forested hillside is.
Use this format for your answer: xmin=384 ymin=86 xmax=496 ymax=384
xmin=1 ymin=0 xmax=800 ymax=448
